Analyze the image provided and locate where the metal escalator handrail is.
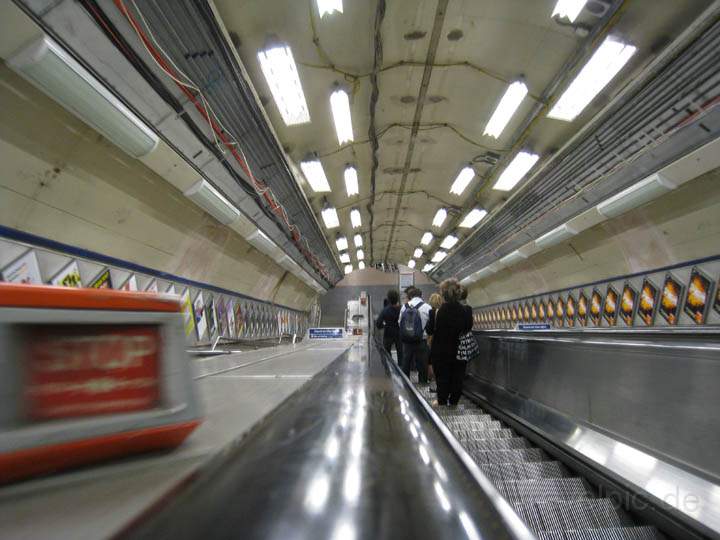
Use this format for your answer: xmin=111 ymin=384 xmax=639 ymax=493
xmin=373 ymin=336 xmax=536 ymax=540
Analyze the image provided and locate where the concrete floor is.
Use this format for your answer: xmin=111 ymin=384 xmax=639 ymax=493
xmin=0 ymin=338 xmax=357 ymax=539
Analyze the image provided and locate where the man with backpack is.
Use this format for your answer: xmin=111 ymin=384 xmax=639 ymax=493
xmin=398 ymin=286 xmax=432 ymax=383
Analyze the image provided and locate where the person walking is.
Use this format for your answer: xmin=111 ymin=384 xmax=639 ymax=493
xmin=429 ymin=279 xmax=474 ymax=406
xmin=425 ymin=292 xmax=443 ymax=391
xmin=398 ymin=286 xmax=432 ymax=383
xmin=376 ymin=289 xmax=402 ymax=364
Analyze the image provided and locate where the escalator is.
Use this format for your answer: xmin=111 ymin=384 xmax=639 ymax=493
xmin=411 ymin=382 xmax=664 ymax=539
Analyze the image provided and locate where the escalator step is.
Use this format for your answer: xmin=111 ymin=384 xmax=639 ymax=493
xmin=535 ymin=526 xmax=663 ymax=539
xmin=470 ymin=448 xmax=547 ymax=464
xmin=442 ymin=414 xmax=495 ymax=425
xmin=479 ymin=461 xmax=568 ymax=482
xmin=438 ymin=408 xmax=486 ymax=416
xmin=512 ymin=499 xmax=626 ymax=532
xmin=448 ymin=421 xmax=505 ymax=434
xmin=497 ymin=478 xmax=593 ymax=503
xmin=462 ymin=437 xmax=532 ymax=452
xmin=454 ymin=428 xmax=516 ymax=441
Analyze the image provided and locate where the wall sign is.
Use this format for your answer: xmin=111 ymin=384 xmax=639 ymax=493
xmin=309 ymin=327 xmax=344 ymax=339
xmin=2 ymin=250 xmax=42 ymax=284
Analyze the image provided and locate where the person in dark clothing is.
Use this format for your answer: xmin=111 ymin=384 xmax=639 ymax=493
xmin=430 ymin=279 xmax=474 ymax=406
xmin=376 ymin=289 xmax=402 ymax=364
xmin=398 ymin=287 xmax=432 ymax=383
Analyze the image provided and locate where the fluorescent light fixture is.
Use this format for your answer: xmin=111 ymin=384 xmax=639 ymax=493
xmin=8 ymin=36 xmax=158 ymax=158
xmin=358 ymin=261 xmax=365 ymax=270
xmin=413 ymin=248 xmax=423 ymax=258
xmin=597 ymin=173 xmax=677 ymax=218
xmin=499 ymin=249 xmax=527 ymax=267
xmin=184 ymin=180 xmax=239 ymax=224
xmin=459 ymin=208 xmax=488 ymax=228
xmin=484 ymin=81 xmax=528 ymax=138
xmin=408 ymin=260 xmax=416 ymax=269
xmin=330 ymin=88 xmax=354 ymax=144
xmin=339 ymin=253 xmax=351 ymax=264
xmin=356 ymin=249 xmax=364 ymax=260
xmin=257 ymin=43 xmax=310 ymax=125
xmin=493 ymin=151 xmax=539 ymax=191
xmin=440 ymin=235 xmax=458 ymax=249
xmin=247 ymin=229 xmax=281 ymax=257
xmin=422 ymin=263 xmax=435 ymax=272
xmin=449 ymin=167 xmax=476 ymax=196
xmin=321 ymin=206 xmax=340 ymax=229
xmin=317 ymin=0 xmax=343 ymax=17
xmin=420 ymin=232 xmax=433 ymax=245
xmin=552 ymin=0 xmax=587 ymax=22
xmin=353 ymin=234 xmax=363 ymax=247
xmin=431 ymin=251 xmax=447 ymax=263
xmin=432 ymin=208 xmax=448 ymax=227
xmin=300 ymin=159 xmax=331 ymax=192
xmin=350 ymin=208 xmax=362 ymax=228
xmin=336 ymin=235 xmax=348 ymax=251
xmin=344 ymin=165 xmax=359 ymax=196
xmin=344 ymin=264 xmax=353 ymax=274
xmin=535 ymin=223 xmax=578 ymax=249
xmin=549 ymin=36 xmax=637 ymax=122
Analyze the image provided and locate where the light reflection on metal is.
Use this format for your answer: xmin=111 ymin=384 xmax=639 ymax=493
xmin=418 ymin=443 xmax=431 ymax=465
xmin=305 ymin=472 xmax=330 ymax=513
xmin=434 ymin=480 xmax=452 ymax=512
xmin=459 ymin=511 xmax=482 ymax=540
xmin=433 ymin=461 xmax=448 ymax=482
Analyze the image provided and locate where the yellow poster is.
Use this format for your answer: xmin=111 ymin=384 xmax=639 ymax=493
xmin=181 ymin=289 xmax=195 ymax=337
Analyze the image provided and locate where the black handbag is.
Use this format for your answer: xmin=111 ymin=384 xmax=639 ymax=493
xmin=456 ymin=331 xmax=480 ymax=362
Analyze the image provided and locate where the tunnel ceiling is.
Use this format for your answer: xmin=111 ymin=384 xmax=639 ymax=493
xmin=211 ymin=0 xmax=713 ymax=274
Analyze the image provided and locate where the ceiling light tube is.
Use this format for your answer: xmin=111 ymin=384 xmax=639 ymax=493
xmin=548 ymin=35 xmax=637 ymax=122
xmin=535 ymin=223 xmax=578 ymax=249
xmin=413 ymin=248 xmax=423 ymax=258
xmin=344 ymin=165 xmax=359 ymax=196
xmin=358 ymin=261 xmax=365 ymax=270
xmin=317 ymin=0 xmax=343 ymax=16
xmin=499 ymin=249 xmax=527 ymax=267
xmin=552 ymin=0 xmax=587 ymax=22
xmin=420 ymin=232 xmax=433 ymax=245
xmin=493 ymin=151 xmax=539 ymax=191
xmin=422 ymin=263 xmax=435 ymax=272
xmin=350 ymin=208 xmax=362 ymax=228
xmin=344 ymin=264 xmax=353 ymax=274
xmin=321 ymin=204 xmax=340 ymax=229
xmin=431 ymin=251 xmax=447 ymax=263
xmin=336 ymin=235 xmax=348 ymax=251
xmin=258 ymin=41 xmax=310 ymax=126
xmin=339 ymin=253 xmax=351 ymax=264
xmin=353 ymin=234 xmax=363 ymax=247
xmin=300 ymin=159 xmax=331 ymax=192
xmin=356 ymin=249 xmax=364 ymax=260
xmin=184 ymin=180 xmax=240 ymax=224
xmin=484 ymin=81 xmax=528 ymax=138
xmin=408 ymin=260 xmax=416 ymax=269
xmin=596 ymin=173 xmax=677 ymax=218
xmin=8 ymin=36 xmax=158 ymax=158
xmin=459 ymin=208 xmax=488 ymax=228
xmin=450 ymin=167 xmax=476 ymax=196
xmin=440 ymin=235 xmax=458 ymax=249
xmin=432 ymin=208 xmax=448 ymax=227
xmin=330 ymin=88 xmax=354 ymax=144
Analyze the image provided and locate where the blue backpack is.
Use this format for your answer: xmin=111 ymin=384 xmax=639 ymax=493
xmin=400 ymin=301 xmax=424 ymax=342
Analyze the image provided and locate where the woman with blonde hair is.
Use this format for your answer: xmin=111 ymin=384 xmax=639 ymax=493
xmin=425 ymin=292 xmax=443 ymax=388
xmin=428 ymin=278 xmax=473 ymax=406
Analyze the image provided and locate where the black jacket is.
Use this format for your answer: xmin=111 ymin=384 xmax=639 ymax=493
xmin=429 ymin=301 xmax=473 ymax=364
xmin=376 ymin=304 xmax=401 ymax=335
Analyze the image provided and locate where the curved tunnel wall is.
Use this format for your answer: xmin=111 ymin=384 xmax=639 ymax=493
xmin=0 ymin=64 xmax=317 ymax=311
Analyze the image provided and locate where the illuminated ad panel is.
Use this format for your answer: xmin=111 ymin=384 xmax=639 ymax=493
xmin=604 ymin=286 xmax=618 ymax=326
xmin=660 ymin=273 xmax=684 ymax=325
xmin=547 ymin=299 xmax=555 ymax=321
xmin=523 ymin=303 xmax=530 ymax=322
xmin=556 ymin=296 xmax=564 ymax=327
xmin=620 ymin=283 xmax=637 ymax=326
xmin=566 ymin=294 xmax=576 ymax=327
xmin=538 ymin=300 xmax=546 ymax=321
xmin=577 ymin=292 xmax=588 ymax=327
xmin=590 ymin=290 xmax=602 ymax=326
xmin=684 ymin=267 xmax=713 ymax=325
xmin=638 ymin=278 xmax=659 ymax=326
xmin=531 ymin=302 xmax=538 ymax=321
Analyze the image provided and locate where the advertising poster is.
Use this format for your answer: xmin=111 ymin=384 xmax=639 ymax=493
xmin=684 ymin=268 xmax=713 ymax=325
xmin=227 ymin=299 xmax=236 ymax=339
xmin=523 ymin=303 xmax=530 ymax=322
xmin=193 ymin=292 xmax=208 ymax=340
xmin=638 ymin=279 xmax=659 ymax=326
xmin=145 ymin=280 xmax=159 ymax=293
xmin=566 ymin=294 xmax=576 ymax=327
xmin=205 ymin=296 xmax=216 ymax=337
xmin=2 ymin=250 xmax=43 ymax=284
xmin=90 ymin=268 xmax=112 ymax=289
xmin=120 ymin=274 xmax=138 ymax=291
xmin=590 ymin=290 xmax=602 ymax=326
xmin=547 ymin=299 xmax=555 ymax=320
xmin=180 ymin=289 xmax=195 ymax=337
xmin=715 ymin=275 xmax=720 ymax=317
xmin=511 ymin=305 xmax=517 ymax=322
xmin=531 ymin=302 xmax=538 ymax=322
xmin=659 ymin=274 xmax=684 ymax=325
xmin=620 ymin=284 xmax=637 ymax=326
xmin=234 ymin=302 xmax=244 ymax=337
xmin=166 ymin=284 xmax=176 ymax=295
xmin=217 ymin=298 xmax=228 ymax=337
xmin=50 ymin=260 xmax=82 ymax=288
xmin=538 ymin=301 xmax=546 ymax=321
xmin=604 ymin=286 xmax=618 ymax=326
xmin=577 ymin=292 xmax=588 ymax=327
xmin=555 ymin=297 xmax=564 ymax=327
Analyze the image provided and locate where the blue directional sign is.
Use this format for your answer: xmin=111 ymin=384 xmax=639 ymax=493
xmin=517 ymin=323 xmax=552 ymax=331
xmin=308 ymin=327 xmax=344 ymax=339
